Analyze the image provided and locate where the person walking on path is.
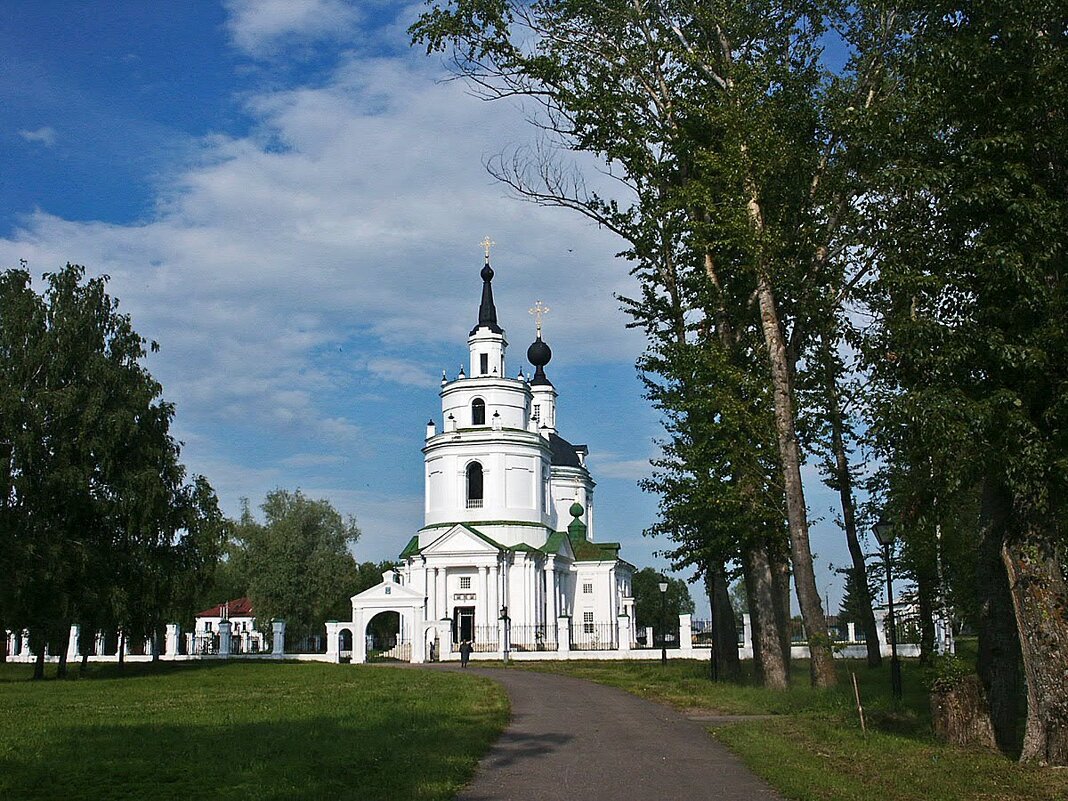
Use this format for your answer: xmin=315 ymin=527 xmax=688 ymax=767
xmin=459 ymin=639 xmax=473 ymax=667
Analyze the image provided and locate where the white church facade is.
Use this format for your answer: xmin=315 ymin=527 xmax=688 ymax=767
xmin=331 ymin=249 xmax=636 ymax=663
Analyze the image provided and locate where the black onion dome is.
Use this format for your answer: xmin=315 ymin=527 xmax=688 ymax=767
xmin=527 ymin=336 xmax=551 ymax=367
xmin=471 ymin=259 xmax=504 ymax=335
xmin=527 ymin=334 xmax=553 ymax=386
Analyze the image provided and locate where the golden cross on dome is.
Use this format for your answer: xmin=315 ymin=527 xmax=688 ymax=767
xmin=480 ymin=236 xmax=495 ymax=260
xmin=529 ymin=300 xmax=550 ymax=336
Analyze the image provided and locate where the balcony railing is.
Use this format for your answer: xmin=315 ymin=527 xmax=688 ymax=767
xmin=466 ymin=498 xmax=483 ymax=508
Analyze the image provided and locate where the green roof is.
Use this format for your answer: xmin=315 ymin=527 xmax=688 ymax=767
xmin=567 ymin=530 xmax=622 ymax=562
xmin=399 ymin=535 xmax=421 ymax=559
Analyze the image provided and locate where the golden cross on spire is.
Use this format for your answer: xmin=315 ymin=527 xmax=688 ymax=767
xmin=529 ymin=299 xmax=550 ymax=336
xmin=480 ymin=236 xmax=495 ymax=261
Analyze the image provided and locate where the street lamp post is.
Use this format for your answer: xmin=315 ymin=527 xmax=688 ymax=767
xmin=873 ymin=514 xmax=902 ymax=701
xmin=499 ymin=606 xmax=510 ymax=665
xmin=658 ymin=581 xmax=668 ymax=665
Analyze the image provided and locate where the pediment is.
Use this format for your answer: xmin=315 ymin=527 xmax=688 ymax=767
xmin=421 ymin=524 xmax=503 ymax=556
xmin=351 ymin=578 xmax=424 ymax=604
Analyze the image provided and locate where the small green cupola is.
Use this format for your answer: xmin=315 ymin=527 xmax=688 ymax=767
xmin=567 ymin=501 xmax=587 ymax=539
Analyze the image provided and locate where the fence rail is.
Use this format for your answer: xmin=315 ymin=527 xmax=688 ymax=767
xmin=511 ymin=624 xmax=556 ymax=652
xmin=571 ymin=621 xmax=616 ymax=651
xmin=452 ymin=625 xmax=500 ymax=653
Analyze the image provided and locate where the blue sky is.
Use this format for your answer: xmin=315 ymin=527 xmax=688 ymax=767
xmin=2 ymin=1 xmax=870 ymax=614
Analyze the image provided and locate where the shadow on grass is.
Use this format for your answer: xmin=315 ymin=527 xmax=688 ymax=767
xmin=0 ymin=711 xmax=485 ymax=801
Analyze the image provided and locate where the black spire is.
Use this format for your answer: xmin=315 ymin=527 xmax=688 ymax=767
xmin=471 ymin=259 xmax=504 ymax=335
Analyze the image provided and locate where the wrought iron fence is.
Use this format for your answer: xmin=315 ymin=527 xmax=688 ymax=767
xmin=451 ymin=624 xmax=500 ymax=653
xmin=570 ymin=621 xmax=616 ymax=651
xmin=510 ymin=623 xmax=556 ymax=652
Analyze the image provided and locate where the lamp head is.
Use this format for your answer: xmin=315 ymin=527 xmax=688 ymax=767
xmin=873 ymin=513 xmax=896 ymax=547
xmin=658 ymin=582 xmax=668 ymax=593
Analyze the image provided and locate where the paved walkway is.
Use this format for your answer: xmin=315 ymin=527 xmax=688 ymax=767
xmin=449 ymin=667 xmax=782 ymax=801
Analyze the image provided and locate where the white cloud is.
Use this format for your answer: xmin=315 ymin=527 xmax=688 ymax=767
xmin=593 ymin=455 xmax=652 ymax=481
xmin=224 ymin=0 xmax=362 ymax=58
xmin=0 ymin=12 xmax=649 ymax=548
xmin=18 ymin=126 xmax=56 ymax=147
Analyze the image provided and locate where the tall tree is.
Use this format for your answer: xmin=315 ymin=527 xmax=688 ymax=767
xmin=860 ymin=0 xmax=1068 ymax=763
xmin=0 ymin=264 xmax=224 ymax=677
xmin=234 ymin=489 xmax=361 ymax=644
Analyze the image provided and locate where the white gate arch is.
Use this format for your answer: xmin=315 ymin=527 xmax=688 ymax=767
xmin=331 ymin=570 xmax=427 ymax=664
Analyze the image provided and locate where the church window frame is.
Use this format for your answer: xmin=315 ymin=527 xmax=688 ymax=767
xmin=583 ymin=611 xmax=595 ymax=633
xmin=480 ymin=353 xmax=489 ymax=375
xmin=471 ymin=397 xmax=486 ymax=426
xmin=459 ymin=576 xmax=472 ymax=590
xmin=466 ymin=461 xmax=484 ymax=508
xmin=583 ymin=582 xmax=593 ymax=595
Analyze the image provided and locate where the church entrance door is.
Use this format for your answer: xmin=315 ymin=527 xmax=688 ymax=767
xmin=453 ymin=606 xmax=475 ymax=645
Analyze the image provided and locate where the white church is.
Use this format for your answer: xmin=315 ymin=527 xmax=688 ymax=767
xmin=330 ymin=247 xmax=636 ymax=663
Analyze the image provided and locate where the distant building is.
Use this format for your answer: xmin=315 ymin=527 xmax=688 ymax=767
xmin=192 ymin=597 xmax=265 ymax=654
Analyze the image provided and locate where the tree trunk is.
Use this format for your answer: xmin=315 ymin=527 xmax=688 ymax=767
xmin=820 ymin=338 xmax=881 ymax=667
xmin=916 ymin=567 xmax=937 ymax=667
xmin=931 ymin=675 xmax=998 ymax=749
xmin=1002 ymin=535 xmax=1068 ymax=765
xmin=118 ymin=630 xmax=126 ymax=671
xmin=710 ymin=564 xmax=741 ymax=681
xmin=33 ymin=649 xmax=45 ymax=680
xmin=756 ymin=278 xmax=835 ymax=687
xmin=770 ymin=542 xmax=793 ymax=674
xmin=743 ymin=541 xmax=788 ymax=689
xmin=977 ymin=478 xmax=1024 ymax=757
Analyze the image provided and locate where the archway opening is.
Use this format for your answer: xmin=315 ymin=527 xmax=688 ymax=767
xmin=365 ymin=611 xmax=405 ymax=662
xmin=472 ymin=398 xmax=486 ymax=425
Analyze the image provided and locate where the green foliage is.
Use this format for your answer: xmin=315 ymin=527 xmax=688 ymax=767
xmin=0 ymin=264 xmax=224 ymax=655
xmin=0 ymin=661 xmax=508 ymax=800
xmin=631 ymin=567 xmax=694 ymax=629
xmin=232 ymin=489 xmax=361 ymax=642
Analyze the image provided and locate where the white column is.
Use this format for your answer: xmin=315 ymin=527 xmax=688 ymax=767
xmin=479 ymin=566 xmax=490 ymax=628
xmin=527 ymin=559 xmax=536 ymax=626
xmin=490 ymin=563 xmax=499 ymax=623
xmin=545 ymin=564 xmax=557 ymax=622
xmin=847 ymin=622 xmax=857 ymax=643
xmin=20 ymin=630 xmax=31 ymax=658
xmin=437 ymin=567 xmax=448 ymax=622
xmin=742 ymin=614 xmax=753 ymax=651
xmin=427 ymin=567 xmax=437 ymax=621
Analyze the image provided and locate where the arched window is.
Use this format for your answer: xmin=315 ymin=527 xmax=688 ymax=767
xmin=471 ymin=398 xmax=486 ymax=425
xmin=466 ymin=462 xmax=484 ymax=508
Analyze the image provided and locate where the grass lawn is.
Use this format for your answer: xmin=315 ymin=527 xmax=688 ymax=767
xmin=0 ymin=660 xmax=507 ymax=801
xmin=516 ymin=658 xmax=1068 ymax=801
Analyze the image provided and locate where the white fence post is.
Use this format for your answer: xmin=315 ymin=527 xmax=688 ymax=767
xmin=557 ymin=616 xmax=571 ymax=654
xmin=271 ymin=620 xmax=286 ymax=656
xmin=679 ymin=614 xmax=693 ymax=655
xmin=617 ymin=615 xmax=631 ymax=653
